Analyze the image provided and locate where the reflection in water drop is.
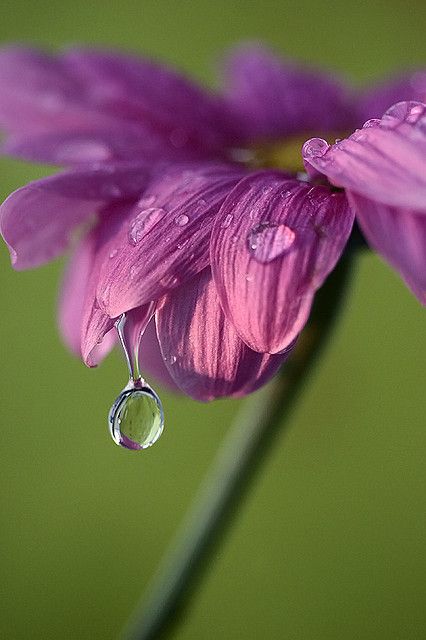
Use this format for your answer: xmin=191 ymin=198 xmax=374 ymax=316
xmin=247 ymin=222 xmax=296 ymax=264
xmin=302 ymin=137 xmax=330 ymax=159
xmin=108 ymin=309 xmax=164 ymax=450
xmin=128 ymin=207 xmax=165 ymax=245
xmin=108 ymin=380 xmax=164 ymax=450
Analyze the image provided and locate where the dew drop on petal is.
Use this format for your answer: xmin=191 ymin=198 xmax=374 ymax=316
xmin=363 ymin=118 xmax=381 ymax=128
xmin=175 ymin=213 xmax=189 ymax=226
xmin=109 ymin=311 xmax=164 ymax=451
xmin=247 ymin=222 xmax=296 ymax=264
xmin=382 ymin=101 xmax=425 ymax=127
xmin=108 ymin=383 xmax=164 ymax=450
xmin=128 ymin=207 xmax=166 ymax=245
xmin=222 ymin=213 xmax=234 ymax=228
xmin=109 ymin=248 xmax=118 ymax=259
xmin=302 ymin=137 xmax=330 ymax=159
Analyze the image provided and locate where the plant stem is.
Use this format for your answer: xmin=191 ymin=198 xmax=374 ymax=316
xmin=121 ymin=253 xmax=355 ymax=640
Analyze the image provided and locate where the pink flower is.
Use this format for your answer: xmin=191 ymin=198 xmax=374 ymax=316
xmin=0 ymin=44 xmax=424 ymax=401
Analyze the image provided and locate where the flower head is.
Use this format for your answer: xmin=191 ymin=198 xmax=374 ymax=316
xmin=0 ymin=44 xmax=424 ymax=401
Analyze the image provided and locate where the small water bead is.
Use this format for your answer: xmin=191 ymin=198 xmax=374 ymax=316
xmin=302 ymin=137 xmax=330 ymax=159
xmin=363 ymin=118 xmax=381 ymax=129
xmin=128 ymin=207 xmax=166 ymax=245
xmin=383 ymin=101 xmax=425 ymax=127
xmin=247 ymin=222 xmax=296 ymax=264
xmin=109 ymin=382 xmax=164 ymax=450
xmin=221 ymin=213 xmax=234 ymax=228
xmin=175 ymin=213 xmax=189 ymax=226
xmin=109 ymin=248 xmax=118 ymax=259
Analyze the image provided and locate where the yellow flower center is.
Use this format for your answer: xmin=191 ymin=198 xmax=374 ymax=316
xmin=243 ymin=132 xmax=346 ymax=173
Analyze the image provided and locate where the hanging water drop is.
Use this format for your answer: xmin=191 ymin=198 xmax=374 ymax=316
xmin=108 ymin=309 xmax=164 ymax=450
xmin=108 ymin=381 xmax=164 ymax=450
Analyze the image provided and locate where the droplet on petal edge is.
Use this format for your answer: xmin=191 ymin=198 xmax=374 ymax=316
xmin=108 ymin=380 xmax=164 ymax=450
xmin=382 ymin=101 xmax=425 ymax=127
xmin=302 ymin=137 xmax=330 ymax=159
xmin=128 ymin=207 xmax=166 ymax=245
xmin=362 ymin=118 xmax=381 ymax=128
xmin=247 ymin=222 xmax=296 ymax=264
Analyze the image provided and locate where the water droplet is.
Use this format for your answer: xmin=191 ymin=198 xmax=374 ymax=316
xmin=247 ymin=222 xmax=296 ymax=263
xmin=363 ymin=118 xmax=381 ymax=128
xmin=109 ymin=309 xmax=164 ymax=450
xmin=109 ymin=248 xmax=118 ymax=259
xmin=169 ymin=355 xmax=177 ymax=365
xmin=128 ymin=207 xmax=165 ymax=245
xmin=222 ymin=213 xmax=234 ymax=228
xmin=108 ymin=382 xmax=164 ymax=450
xmin=383 ymin=101 xmax=425 ymax=127
xmin=302 ymin=138 xmax=330 ymax=160
xmin=98 ymin=283 xmax=111 ymax=309
xmin=175 ymin=213 xmax=189 ymax=226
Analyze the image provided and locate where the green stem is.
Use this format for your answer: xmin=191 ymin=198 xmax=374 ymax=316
xmin=121 ymin=252 xmax=355 ymax=640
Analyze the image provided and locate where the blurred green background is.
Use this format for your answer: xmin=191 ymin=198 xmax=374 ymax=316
xmin=0 ymin=1 xmax=425 ymax=638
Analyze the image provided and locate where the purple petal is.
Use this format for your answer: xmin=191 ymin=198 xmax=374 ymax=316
xmin=302 ymin=102 xmax=426 ymax=209
xmin=61 ymin=48 xmax=240 ymax=154
xmin=348 ymin=192 xmax=426 ymax=304
xmin=2 ymin=126 xmax=188 ymax=166
xmin=0 ymin=46 xmax=240 ymax=163
xmin=211 ymin=171 xmax=354 ymax=353
xmin=96 ymin=162 xmax=246 ymax=317
xmin=80 ymin=203 xmax=132 ymax=366
xmin=0 ymin=162 xmax=149 ymax=269
xmin=359 ymin=70 xmax=426 ymax=121
xmin=156 ymin=269 xmax=291 ymax=401
xmin=0 ymin=46 xmax=119 ymax=135
xmin=303 ymin=101 xmax=426 ymax=304
xmin=59 ymin=233 xmax=94 ymax=356
xmin=221 ymin=43 xmax=356 ymax=141
xmin=138 ymin=319 xmax=180 ymax=393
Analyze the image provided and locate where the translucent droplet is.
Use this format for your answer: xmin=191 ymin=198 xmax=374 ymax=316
xmin=128 ymin=207 xmax=165 ymax=245
xmin=108 ymin=381 xmax=164 ymax=450
xmin=247 ymin=222 xmax=296 ymax=263
xmin=363 ymin=118 xmax=381 ymax=128
xmin=108 ymin=308 xmax=164 ymax=451
xmin=109 ymin=248 xmax=118 ymax=259
xmin=175 ymin=213 xmax=189 ymax=226
xmin=383 ymin=101 xmax=425 ymax=127
xmin=222 ymin=213 xmax=234 ymax=228
xmin=302 ymin=137 xmax=330 ymax=160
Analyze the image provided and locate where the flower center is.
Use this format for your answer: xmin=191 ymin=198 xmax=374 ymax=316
xmin=239 ymin=132 xmax=346 ymax=173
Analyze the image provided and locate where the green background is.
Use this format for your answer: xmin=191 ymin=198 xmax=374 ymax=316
xmin=0 ymin=1 xmax=425 ymax=638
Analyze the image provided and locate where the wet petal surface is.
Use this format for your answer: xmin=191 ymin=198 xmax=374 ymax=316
xmin=211 ymin=171 xmax=354 ymax=353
